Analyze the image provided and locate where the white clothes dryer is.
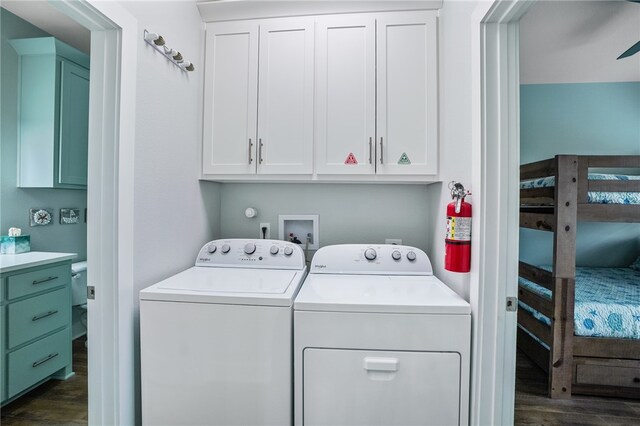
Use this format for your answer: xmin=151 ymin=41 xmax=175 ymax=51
xmin=294 ymin=244 xmax=471 ymax=426
xmin=140 ymin=239 xmax=307 ymax=426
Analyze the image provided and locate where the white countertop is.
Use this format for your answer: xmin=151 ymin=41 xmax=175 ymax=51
xmin=0 ymin=251 xmax=77 ymax=274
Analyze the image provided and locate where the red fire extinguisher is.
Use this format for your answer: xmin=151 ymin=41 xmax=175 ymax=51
xmin=445 ymin=181 xmax=472 ymax=273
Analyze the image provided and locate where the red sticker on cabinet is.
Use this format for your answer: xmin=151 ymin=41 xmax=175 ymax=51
xmin=344 ymin=153 xmax=358 ymax=165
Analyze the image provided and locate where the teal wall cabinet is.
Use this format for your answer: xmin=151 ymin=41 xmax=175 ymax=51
xmin=1 ymin=260 xmax=74 ymax=405
xmin=10 ymin=37 xmax=89 ymax=189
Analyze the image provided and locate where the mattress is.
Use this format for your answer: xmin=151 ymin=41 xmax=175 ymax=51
xmin=518 ymin=266 xmax=640 ymax=339
xmin=520 ymin=173 xmax=640 ymax=205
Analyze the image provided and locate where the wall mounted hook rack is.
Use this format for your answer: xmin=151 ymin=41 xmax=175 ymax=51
xmin=143 ymin=29 xmax=195 ymax=72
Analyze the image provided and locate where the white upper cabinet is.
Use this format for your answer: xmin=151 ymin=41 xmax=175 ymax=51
xmin=377 ymin=13 xmax=438 ymax=175
xmin=315 ymin=11 xmax=438 ymax=177
xmin=203 ymin=21 xmax=258 ymax=175
xmin=203 ymin=19 xmax=314 ymax=176
xmin=202 ymin=11 xmax=439 ymax=181
xmin=257 ymin=18 xmax=314 ymax=175
xmin=315 ymin=16 xmax=376 ymax=175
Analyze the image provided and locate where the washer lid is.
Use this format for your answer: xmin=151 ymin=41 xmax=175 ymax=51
xmin=140 ymin=266 xmax=306 ymax=306
xmin=294 ymin=275 xmax=470 ymax=314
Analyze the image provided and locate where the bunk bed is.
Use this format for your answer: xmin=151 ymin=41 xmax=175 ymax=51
xmin=517 ymin=155 xmax=640 ymax=399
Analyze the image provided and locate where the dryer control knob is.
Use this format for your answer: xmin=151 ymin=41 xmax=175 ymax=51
xmin=207 ymin=244 xmax=217 ymax=254
xmin=244 ymin=243 xmax=256 ymax=255
xmin=406 ymin=251 xmax=417 ymax=262
xmin=364 ymin=248 xmax=377 ymax=261
xmin=284 ymin=246 xmax=294 ymax=256
xmin=221 ymin=244 xmax=231 ymax=254
xmin=270 ymin=245 xmax=279 ymax=255
xmin=392 ymin=250 xmax=401 ymax=261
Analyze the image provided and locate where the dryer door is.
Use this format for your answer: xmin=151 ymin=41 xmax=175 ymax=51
xmin=303 ymin=348 xmax=461 ymax=426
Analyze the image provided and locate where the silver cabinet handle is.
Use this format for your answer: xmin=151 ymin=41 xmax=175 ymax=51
xmin=259 ymin=138 xmax=264 ymax=164
xmin=369 ymin=137 xmax=373 ymax=164
xmin=32 ymin=310 xmax=59 ymax=322
xmin=379 ymin=137 xmax=384 ymax=164
xmin=248 ymin=138 xmax=253 ymax=164
xmin=32 ymin=352 xmax=59 ymax=368
xmin=32 ymin=276 xmax=58 ymax=285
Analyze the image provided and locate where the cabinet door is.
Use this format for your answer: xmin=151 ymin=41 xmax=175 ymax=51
xmin=376 ymin=12 xmax=438 ymax=175
xmin=257 ymin=19 xmax=314 ymax=175
xmin=315 ymin=16 xmax=376 ymax=175
xmin=58 ymin=60 xmax=90 ymax=187
xmin=203 ymin=22 xmax=259 ymax=175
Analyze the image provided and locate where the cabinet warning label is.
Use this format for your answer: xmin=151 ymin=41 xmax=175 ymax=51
xmin=344 ymin=153 xmax=358 ymax=165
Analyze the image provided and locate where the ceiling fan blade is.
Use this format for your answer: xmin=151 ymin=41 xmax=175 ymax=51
xmin=617 ymin=40 xmax=640 ymax=59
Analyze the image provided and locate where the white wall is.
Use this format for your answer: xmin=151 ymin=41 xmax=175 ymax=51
xmin=426 ymin=0 xmax=478 ymax=301
xmin=520 ymin=0 xmax=640 ymax=84
xmin=117 ymin=0 xmax=220 ymax=288
xmin=114 ymin=1 xmax=221 ymax=422
xmin=219 ymin=183 xmax=431 ymax=252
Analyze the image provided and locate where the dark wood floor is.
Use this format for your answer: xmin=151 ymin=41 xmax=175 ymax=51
xmin=1 ymin=337 xmax=88 ymax=425
xmin=3 ymin=341 xmax=639 ymax=425
xmin=515 ymin=349 xmax=640 ymax=425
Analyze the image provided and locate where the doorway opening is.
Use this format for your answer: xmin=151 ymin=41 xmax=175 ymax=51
xmin=1 ymin=0 xmax=135 ymax=424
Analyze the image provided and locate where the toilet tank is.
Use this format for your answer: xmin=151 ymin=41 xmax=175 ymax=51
xmin=71 ymin=261 xmax=88 ymax=306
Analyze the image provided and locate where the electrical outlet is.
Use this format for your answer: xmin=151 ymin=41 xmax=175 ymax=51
xmin=385 ymin=238 xmax=402 ymax=245
xmin=259 ymin=223 xmax=271 ymax=239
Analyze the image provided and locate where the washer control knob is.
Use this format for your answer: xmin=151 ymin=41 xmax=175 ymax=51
xmin=207 ymin=244 xmax=217 ymax=254
xmin=392 ymin=250 xmax=402 ymax=261
xmin=221 ymin=244 xmax=231 ymax=254
xmin=406 ymin=251 xmax=417 ymax=262
xmin=270 ymin=245 xmax=279 ymax=255
xmin=284 ymin=246 xmax=294 ymax=256
xmin=244 ymin=243 xmax=256 ymax=255
xmin=364 ymin=248 xmax=377 ymax=261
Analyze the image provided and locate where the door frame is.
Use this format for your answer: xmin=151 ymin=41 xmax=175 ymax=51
xmin=50 ymin=0 xmax=537 ymax=424
xmin=51 ymin=1 xmax=137 ymax=424
xmin=470 ymin=0 xmax=534 ymax=424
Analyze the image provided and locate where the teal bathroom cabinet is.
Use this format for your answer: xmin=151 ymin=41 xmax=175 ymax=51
xmin=1 ymin=257 xmax=74 ymax=405
xmin=10 ymin=37 xmax=90 ymax=189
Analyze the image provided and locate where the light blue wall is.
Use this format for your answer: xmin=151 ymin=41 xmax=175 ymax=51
xmin=520 ymin=82 xmax=640 ymax=267
xmin=219 ymin=183 xmax=430 ymax=253
xmin=0 ymin=9 xmax=87 ymax=260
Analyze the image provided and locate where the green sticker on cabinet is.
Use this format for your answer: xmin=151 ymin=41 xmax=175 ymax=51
xmin=398 ymin=152 xmax=411 ymax=165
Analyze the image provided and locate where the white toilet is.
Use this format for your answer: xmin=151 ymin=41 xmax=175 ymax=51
xmin=71 ymin=261 xmax=88 ymax=339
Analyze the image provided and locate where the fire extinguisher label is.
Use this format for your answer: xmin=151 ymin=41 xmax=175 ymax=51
xmin=446 ymin=216 xmax=471 ymax=241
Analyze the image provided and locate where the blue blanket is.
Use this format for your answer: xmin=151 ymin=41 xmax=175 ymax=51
xmin=521 ymin=173 xmax=640 ymax=205
xmin=519 ymin=266 xmax=640 ymax=339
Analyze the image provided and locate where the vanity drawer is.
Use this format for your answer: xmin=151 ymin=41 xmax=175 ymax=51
xmin=7 ymin=287 xmax=70 ymax=349
xmin=7 ymin=328 xmax=70 ymax=398
xmin=7 ymin=264 xmax=70 ymax=300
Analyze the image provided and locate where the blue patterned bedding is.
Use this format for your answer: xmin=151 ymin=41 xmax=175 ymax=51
xmin=520 ymin=173 xmax=640 ymax=204
xmin=518 ymin=266 xmax=640 ymax=339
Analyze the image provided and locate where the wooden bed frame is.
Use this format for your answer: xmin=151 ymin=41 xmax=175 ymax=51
xmin=518 ymin=155 xmax=640 ymax=399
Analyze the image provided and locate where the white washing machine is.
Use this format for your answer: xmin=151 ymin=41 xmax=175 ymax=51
xmin=140 ymin=239 xmax=307 ymax=426
xmin=294 ymin=244 xmax=471 ymax=426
